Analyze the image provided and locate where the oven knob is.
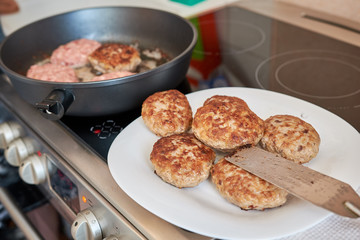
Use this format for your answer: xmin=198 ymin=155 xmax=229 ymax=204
xmin=18 ymin=154 xmax=46 ymax=185
xmin=71 ymin=209 xmax=102 ymax=240
xmin=5 ymin=137 xmax=40 ymax=167
xmin=0 ymin=121 xmax=24 ymax=149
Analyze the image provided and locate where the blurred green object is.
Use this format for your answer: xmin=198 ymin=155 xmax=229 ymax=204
xmin=189 ymin=18 xmax=204 ymax=60
xmin=170 ymin=0 xmax=205 ymax=6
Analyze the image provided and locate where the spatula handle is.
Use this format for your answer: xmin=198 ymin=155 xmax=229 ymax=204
xmin=345 ymin=201 xmax=360 ymax=217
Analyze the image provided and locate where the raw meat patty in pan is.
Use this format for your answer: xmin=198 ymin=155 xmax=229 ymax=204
xmin=89 ymin=71 xmax=135 ymax=81
xmin=26 ymin=63 xmax=78 ymax=82
xmin=88 ymin=43 xmax=141 ymax=73
xmin=150 ymin=133 xmax=216 ymax=188
xmin=50 ymin=38 xmax=101 ymax=68
xmin=211 ymin=157 xmax=288 ymax=210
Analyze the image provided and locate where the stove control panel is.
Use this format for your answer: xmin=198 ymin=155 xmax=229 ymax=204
xmin=0 ymin=84 xmax=146 ymax=240
xmin=0 ymin=117 xmax=145 ymax=240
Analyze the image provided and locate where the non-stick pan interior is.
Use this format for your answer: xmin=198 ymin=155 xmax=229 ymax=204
xmin=0 ymin=7 xmax=195 ymax=76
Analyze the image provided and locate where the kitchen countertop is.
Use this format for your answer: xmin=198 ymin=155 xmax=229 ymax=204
xmin=0 ymin=0 xmax=237 ymax=35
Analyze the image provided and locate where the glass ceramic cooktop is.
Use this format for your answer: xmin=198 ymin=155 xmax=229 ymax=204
xmin=61 ymin=6 xmax=360 ymax=162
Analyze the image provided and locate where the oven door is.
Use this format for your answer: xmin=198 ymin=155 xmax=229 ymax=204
xmin=0 ymin=181 xmax=69 ymax=240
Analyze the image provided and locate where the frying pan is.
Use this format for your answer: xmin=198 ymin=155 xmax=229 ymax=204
xmin=0 ymin=7 xmax=197 ymax=119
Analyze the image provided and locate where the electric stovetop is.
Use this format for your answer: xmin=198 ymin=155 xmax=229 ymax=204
xmin=188 ymin=6 xmax=360 ymax=131
xmin=58 ymin=5 xmax=359 ymax=165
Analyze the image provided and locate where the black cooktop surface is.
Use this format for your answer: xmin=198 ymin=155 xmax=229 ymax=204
xmin=60 ymin=108 xmax=140 ymax=160
xmin=189 ymin=6 xmax=359 ymax=130
xmin=60 ymin=78 xmax=191 ymax=160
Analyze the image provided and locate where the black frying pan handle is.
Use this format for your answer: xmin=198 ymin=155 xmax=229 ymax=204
xmin=35 ymin=89 xmax=74 ymax=120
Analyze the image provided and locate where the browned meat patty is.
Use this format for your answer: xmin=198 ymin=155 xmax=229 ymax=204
xmin=142 ymin=89 xmax=193 ymax=137
xmin=259 ymin=115 xmax=321 ymax=164
xmin=150 ymin=133 xmax=216 ymax=188
xmin=26 ymin=63 xmax=78 ymax=82
xmin=192 ymin=95 xmax=264 ymax=152
xmin=203 ymin=95 xmax=249 ymax=108
xmin=50 ymin=38 xmax=101 ymax=68
xmin=211 ymin=158 xmax=288 ymax=210
xmin=88 ymin=43 xmax=141 ymax=73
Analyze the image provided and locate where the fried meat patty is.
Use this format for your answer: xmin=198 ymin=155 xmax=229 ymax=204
xmin=142 ymin=89 xmax=192 ymax=137
xmin=88 ymin=43 xmax=141 ymax=73
xmin=192 ymin=96 xmax=264 ymax=152
xmin=26 ymin=63 xmax=78 ymax=82
xmin=203 ymin=95 xmax=249 ymax=108
xmin=50 ymin=38 xmax=101 ymax=68
xmin=259 ymin=115 xmax=320 ymax=164
xmin=211 ymin=158 xmax=288 ymax=210
xmin=150 ymin=133 xmax=216 ymax=188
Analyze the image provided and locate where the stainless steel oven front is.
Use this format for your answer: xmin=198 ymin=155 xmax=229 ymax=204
xmin=0 ymin=77 xmax=146 ymax=240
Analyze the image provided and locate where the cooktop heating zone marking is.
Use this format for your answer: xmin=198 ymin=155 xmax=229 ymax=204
xmin=90 ymin=120 xmax=123 ymax=139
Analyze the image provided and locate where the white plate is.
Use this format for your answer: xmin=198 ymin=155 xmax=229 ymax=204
xmin=108 ymin=87 xmax=360 ymax=240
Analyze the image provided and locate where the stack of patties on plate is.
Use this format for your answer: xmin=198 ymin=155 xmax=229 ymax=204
xmin=141 ymin=89 xmax=320 ymax=211
xmin=142 ymin=89 xmax=216 ymax=188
